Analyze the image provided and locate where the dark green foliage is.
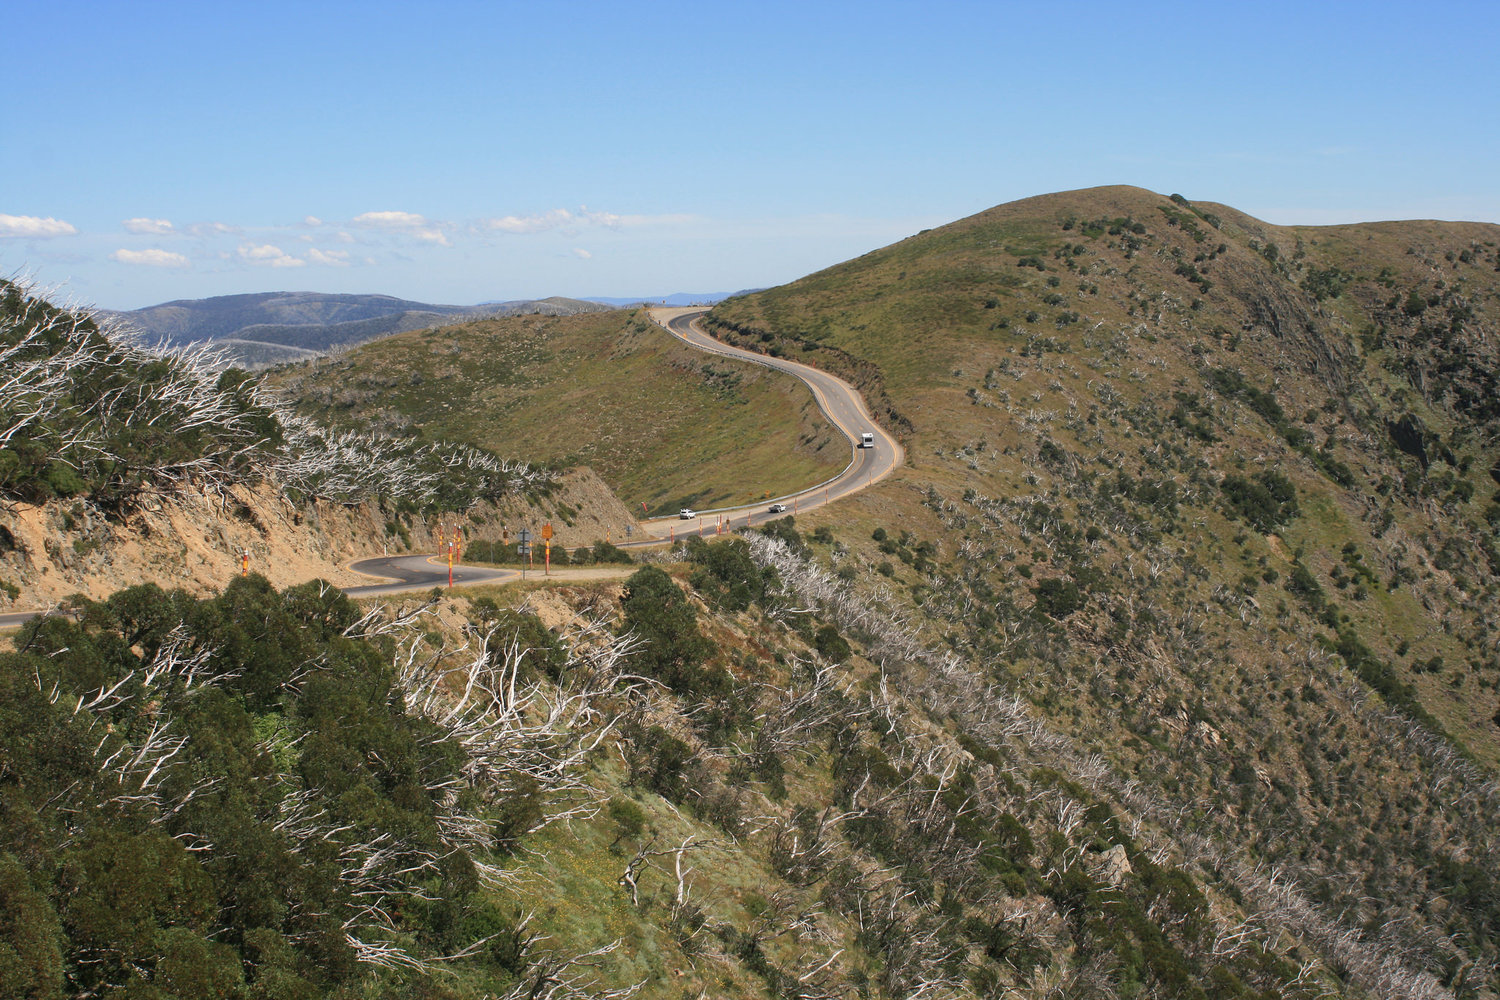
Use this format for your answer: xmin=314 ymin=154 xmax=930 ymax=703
xmin=589 ymin=539 xmax=633 ymax=564
xmin=1032 ymin=578 xmax=1084 ymax=618
xmin=624 ymin=724 xmax=696 ymax=802
xmin=1221 ymin=472 xmax=1299 ymax=532
xmin=758 ymin=515 xmax=808 ymax=556
xmin=608 ymin=797 xmax=648 ymax=841
xmin=618 ymin=567 xmax=722 ymax=697
xmin=1207 ymin=369 xmax=1356 ymax=489
xmin=1332 ymin=629 xmax=1470 ymax=759
xmin=1302 ymin=266 xmax=1352 ymax=301
xmin=1 ymin=281 xmax=550 ymax=515
xmin=1170 ymin=392 xmax=1217 ymax=442
xmin=0 ymin=853 xmax=64 ymax=999
xmin=1209 ymin=368 xmax=1285 ymax=428
xmin=0 ymin=575 xmax=514 ymax=996
xmin=494 ymin=608 xmax=567 ymax=680
xmin=814 ymin=623 xmax=852 ymax=662
xmin=687 ymin=536 xmax=773 ymax=612
xmin=0 ymin=281 xmax=282 ymax=509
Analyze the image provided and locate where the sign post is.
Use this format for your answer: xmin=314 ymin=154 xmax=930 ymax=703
xmin=541 ymin=523 xmax=553 ymax=577
xmin=517 ymin=528 xmax=532 ymax=581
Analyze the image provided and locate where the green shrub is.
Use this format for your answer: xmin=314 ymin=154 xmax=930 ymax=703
xmin=589 ymin=539 xmax=633 ymax=564
xmin=814 ymin=624 xmax=852 ymax=663
xmin=1032 ymin=578 xmax=1084 ymax=618
xmin=1220 ymin=471 xmax=1299 ymax=532
xmin=687 ymin=536 xmax=772 ymax=612
xmin=619 ymin=567 xmax=722 ymax=697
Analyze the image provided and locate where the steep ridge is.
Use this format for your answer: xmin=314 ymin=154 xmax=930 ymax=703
xmin=698 ymin=185 xmax=1500 ymax=995
xmin=0 ymin=278 xmax=627 ymax=615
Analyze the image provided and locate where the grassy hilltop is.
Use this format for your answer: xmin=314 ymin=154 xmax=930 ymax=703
xmin=273 ymin=309 xmax=844 ymax=516
xmin=710 ymin=185 xmax=1500 ymax=750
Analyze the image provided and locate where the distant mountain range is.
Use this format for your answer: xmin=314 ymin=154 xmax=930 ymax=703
xmin=100 ymin=291 xmax=617 ymax=367
xmin=576 ymin=291 xmax=756 ymax=307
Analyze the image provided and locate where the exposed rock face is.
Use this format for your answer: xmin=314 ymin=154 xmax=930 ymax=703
xmin=1097 ymin=844 xmax=1133 ymax=887
xmin=0 ymin=466 xmax=637 ymax=610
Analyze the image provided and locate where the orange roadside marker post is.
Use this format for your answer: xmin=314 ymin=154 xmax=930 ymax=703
xmin=447 ymin=546 xmax=454 ymax=589
xmin=241 ymin=549 xmax=249 ymax=576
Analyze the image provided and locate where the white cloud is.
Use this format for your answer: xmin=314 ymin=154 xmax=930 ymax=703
xmin=482 ymin=209 xmax=576 ymax=234
xmin=111 ymin=248 xmax=190 ymax=268
xmin=0 ymin=214 xmax=78 ymax=238
xmin=303 ymin=215 xmax=323 ymax=227
xmin=123 ymin=217 xmax=174 ymax=235
xmin=238 ymin=243 xmax=305 ymax=267
xmin=352 ymin=210 xmax=451 ymax=247
xmin=353 ymin=210 xmax=429 ymax=229
xmin=478 ymin=207 xmax=698 ymax=235
xmin=188 ymin=221 xmax=239 ymax=237
xmin=571 ymin=248 xmax=592 ymax=259
xmin=307 ymin=248 xmax=351 ymax=266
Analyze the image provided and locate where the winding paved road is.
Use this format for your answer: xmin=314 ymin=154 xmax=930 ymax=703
xmin=343 ymin=553 xmax=518 ymax=597
xmin=0 ymin=306 xmax=904 ymax=626
xmin=630 ymin=307 xmax=904 ymax=541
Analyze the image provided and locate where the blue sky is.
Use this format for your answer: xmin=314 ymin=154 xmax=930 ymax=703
xmin=4 ymin=0 xmax=1497 ymax=309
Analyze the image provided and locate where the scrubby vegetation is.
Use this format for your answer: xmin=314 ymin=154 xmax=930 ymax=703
xmin=0 ymin=576 xmax=643 ymax=997
xmin=270 ymin=309 xmax=842 ymax=516
xmin=0 ymin=278 xmax=553 ymax=516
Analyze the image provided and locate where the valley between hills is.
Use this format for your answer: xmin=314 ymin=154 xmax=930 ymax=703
xmin=3 ymin=185 xmax=1499 ymax=1000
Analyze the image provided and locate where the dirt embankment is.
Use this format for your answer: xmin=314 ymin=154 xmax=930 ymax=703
xmin=0 ymin=467 xmax=639 ymax=612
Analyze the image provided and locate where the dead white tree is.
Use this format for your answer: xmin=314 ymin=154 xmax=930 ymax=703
xmin=392 ymin=613 xmax=646 ymax=888
xmin=751 ymin=655 xmax=865 ymax=770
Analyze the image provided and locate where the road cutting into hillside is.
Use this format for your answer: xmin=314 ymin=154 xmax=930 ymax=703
xmin=345 ymin=555 xmax=636 ymax=597
xmin=632 ymin=307 xmax=905 ymax=542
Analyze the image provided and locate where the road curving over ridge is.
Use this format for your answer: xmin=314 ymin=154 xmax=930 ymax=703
xmin=631 ymin=307 xmax=905 ymax=542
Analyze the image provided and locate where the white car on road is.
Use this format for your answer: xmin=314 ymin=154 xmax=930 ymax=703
xmin=679 ymin=508 xmax=696 ymax=519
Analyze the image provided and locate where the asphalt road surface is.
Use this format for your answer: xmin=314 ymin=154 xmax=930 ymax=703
xmin=631 ymin=307 xmax=905 ymax=542
xmin=344 ymin=554 xmax=520 ymax=597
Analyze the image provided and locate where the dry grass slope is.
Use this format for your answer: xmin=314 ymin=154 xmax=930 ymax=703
xmin=273 ymin=309 xmax=844 ymax=516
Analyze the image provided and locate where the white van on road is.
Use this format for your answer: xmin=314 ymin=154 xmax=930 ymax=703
xmin=859 ymin=432 xmax=875 ymax=449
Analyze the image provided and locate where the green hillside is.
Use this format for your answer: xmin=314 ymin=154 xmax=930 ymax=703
xmin=273 ymin=309 xmax=845 ymax=516
xmin=711 ymin=184 xmax=1500 ymax=755
xmin=698 ymin=186 xmax=1500 ymax=992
